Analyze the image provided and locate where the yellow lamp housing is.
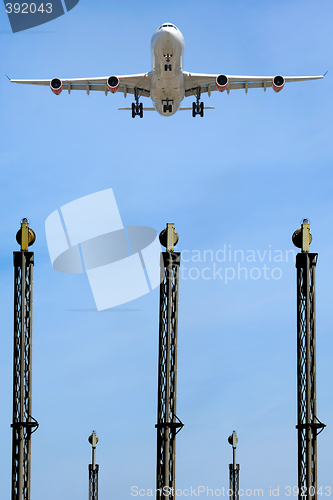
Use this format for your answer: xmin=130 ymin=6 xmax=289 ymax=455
xmin=159 ymin=223 xmax=179 ymax=251
xmin=292 ymin=219 xmax=312 ymax=253
xmin=16 ymin=219 xmax=36 ymax=251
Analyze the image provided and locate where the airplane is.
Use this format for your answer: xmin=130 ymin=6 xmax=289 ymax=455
xmin=9 ymin=22 xmax=325 ymax=118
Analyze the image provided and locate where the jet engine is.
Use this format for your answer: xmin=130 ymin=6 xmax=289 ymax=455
xmin=107 ymin=76 xmax=120 ymax=93
xmin=215 ymin=74 xmax=229 ymax=92
xmin=50 ymin=78 xmax=63 ymax=95
xmin=272 ymin=75 xmax=285 ymax=92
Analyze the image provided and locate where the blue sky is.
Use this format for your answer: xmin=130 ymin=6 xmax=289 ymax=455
xmin=0 ymin=1 xmax=332 ymax=498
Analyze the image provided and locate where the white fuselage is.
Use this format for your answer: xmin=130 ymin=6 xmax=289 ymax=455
xmin=150 ymin=24 xmax=185 ymax=116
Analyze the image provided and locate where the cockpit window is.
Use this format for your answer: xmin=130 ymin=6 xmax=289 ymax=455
xmin=158 ymin=24 xmax=177 ymax=29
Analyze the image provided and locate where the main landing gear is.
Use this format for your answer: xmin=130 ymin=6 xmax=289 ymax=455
xmin=163 ymin=99 xmax=173 ymax=114
xmin=132 ymin=88 xmax=143 ymax=118
xmin=132 ymin=102 xmax=143 ymax=118
xmin=192 ymin=87 xmax=204 ymax=117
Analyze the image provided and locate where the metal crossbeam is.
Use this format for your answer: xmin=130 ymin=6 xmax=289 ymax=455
xmin=296 ymin=252 xmax=325 ymax=499
xmin=89 ymin=464 xmax=99 ymax=500
xmin=156 ymin=251 xmax=183 ymax=500
xmin=88 ymin=431 xmax=99 ymax=500
xmin=229 ymin=465 xmax=240 ymax=500
xmin=12 ymin=250 xmax=38 ymax=500
xmin=228 ymin=431 xmax=240 ymax=500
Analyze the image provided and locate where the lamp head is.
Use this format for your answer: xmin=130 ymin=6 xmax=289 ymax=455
xmin=292 ymin=219 xmax=312 ymax=252
xmin=16 ymin=219 xmax=36 ymax=250
xmin=159 ymin=223 xmax=179 ymax=251
xmin=88 ymin=431 xmax=99 ymax=448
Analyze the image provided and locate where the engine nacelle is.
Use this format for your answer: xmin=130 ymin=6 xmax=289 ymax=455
xmin=215 ymin=74 xmax=229 ymax=92
xmin=107 ymin=76 xmax=120 ymax=93
xmin=50 ymin=78 xmax=63 ymax=95
xmin=272 ymin=75 xmax=285 ymax=93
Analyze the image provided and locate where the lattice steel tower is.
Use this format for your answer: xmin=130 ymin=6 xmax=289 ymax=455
xmin=292 ymin=220 xmax=325 ymax=500
xmin=155 ymin=223 xmax=183 ymax=500
xmin=228 ymin=431 xmax=240 ymax=500
xmin=88 ymin=431 xmax=99 ymax=500
xmin=11 ymin=219 xmax=38 ymax=500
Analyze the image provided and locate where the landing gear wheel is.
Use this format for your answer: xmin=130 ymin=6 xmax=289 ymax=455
xmin=131 ymin=88 xmax=143 ymax=118
xmin=163 ymin=104 xmax=167 ymax=113
xmin=192 ymin=87 xmax=204 ymax=117
xmin=168 ymin=104 xmax=172 ymax=113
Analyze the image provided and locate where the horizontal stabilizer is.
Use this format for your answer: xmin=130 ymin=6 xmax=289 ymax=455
xmin=118 ymin=107 xmax=156 ymax=111
xmin=179 ymin=106 xmax=215 ymax=110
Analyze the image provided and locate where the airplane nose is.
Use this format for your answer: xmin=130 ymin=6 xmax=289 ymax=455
xmin=160 ymin=30 xmax=170 ymax=39
xmin=160 ymin=31 xmax=174 ymax=48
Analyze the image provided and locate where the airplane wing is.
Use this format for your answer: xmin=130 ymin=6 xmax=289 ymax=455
xmin=183 ymin=72 xmax=325 ymax=96
xmin=10 ymin=73 xmax=152 ymax=97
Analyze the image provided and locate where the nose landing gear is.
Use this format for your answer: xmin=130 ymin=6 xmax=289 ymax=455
xmin=163 ymin=54 xmax=173 ymax=71
xmin=131 ymin=88 xmax=143 ymax=118
xmin=192 ymin=87 xmax=204 ymax=117
xmin=162 ymin=99 xmax=173 ymax=113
